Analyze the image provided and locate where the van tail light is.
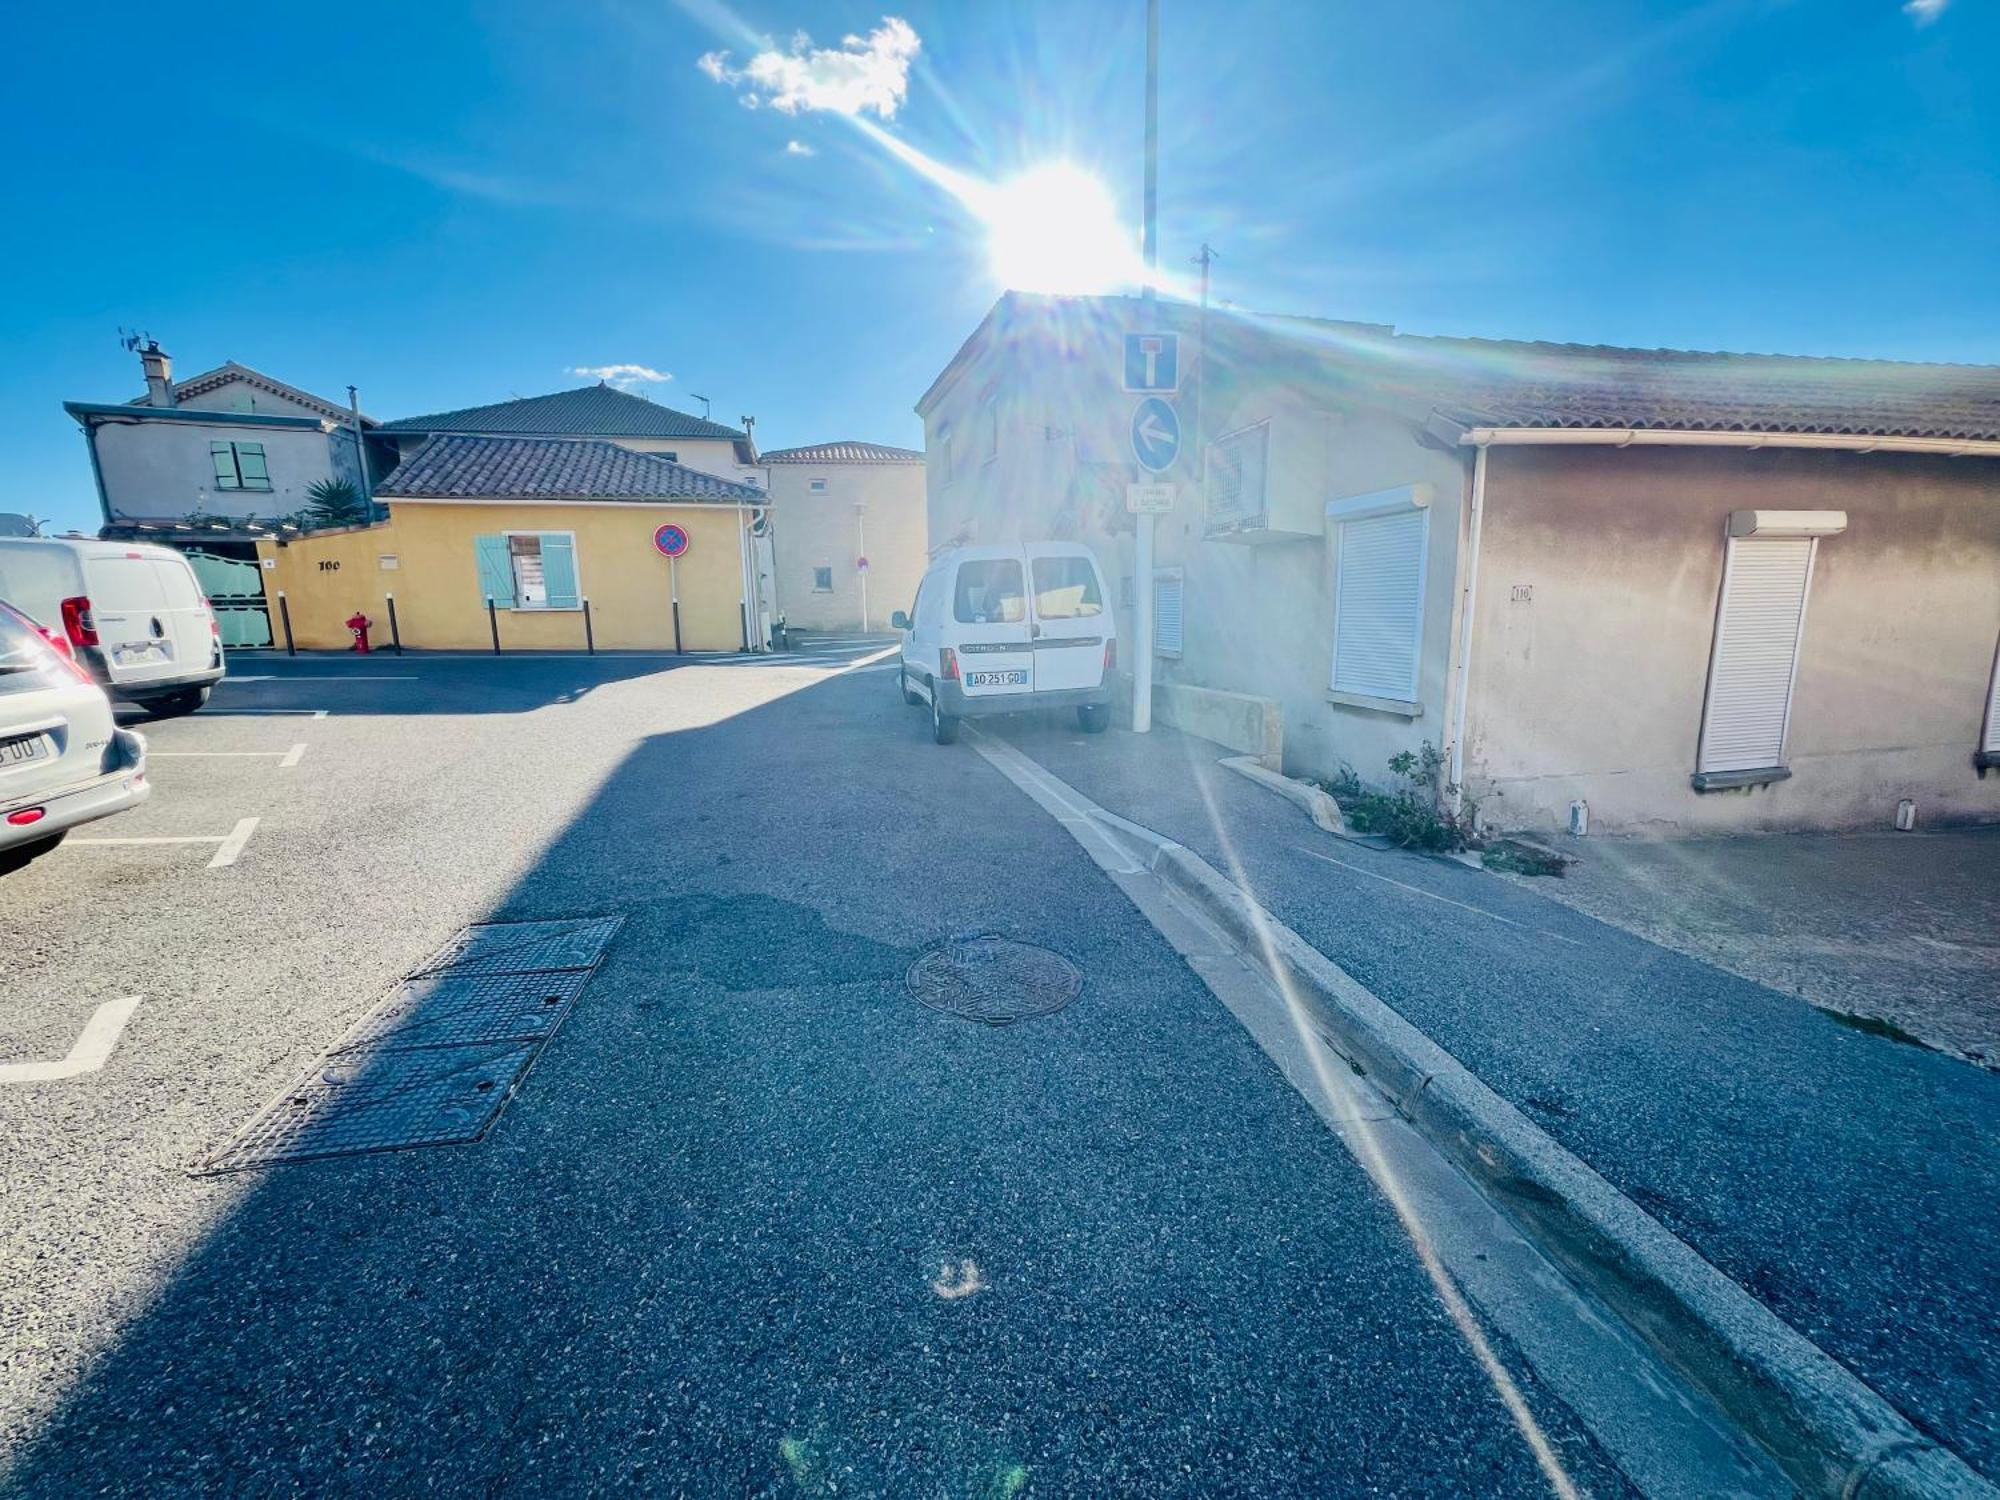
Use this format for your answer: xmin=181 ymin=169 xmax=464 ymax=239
xmin=1104 ymin=638 xmax=1116 ymax=673
xmin=60 ymin=596 xmax=97 ymax=648
xmin=939 ymin=646 xmax=961 ymax=682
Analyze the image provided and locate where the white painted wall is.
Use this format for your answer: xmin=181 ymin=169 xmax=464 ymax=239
xmin=766 ymin=461 xmax=927 ymax=631
xmin=91 ymin=417 xmax=341 ymax=524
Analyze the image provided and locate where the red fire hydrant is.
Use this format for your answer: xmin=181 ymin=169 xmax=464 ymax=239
xmin=346 ymin=611 xmax=372 ymax=654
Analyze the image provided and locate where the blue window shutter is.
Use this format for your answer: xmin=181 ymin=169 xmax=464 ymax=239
xmin=540 ymin=534 xmax=579 ymax=609
xmin=474 ymin=534 xmax=515 ymax=607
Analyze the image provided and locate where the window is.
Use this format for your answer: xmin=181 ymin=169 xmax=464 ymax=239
xmin=209 ymin=441 xmax=271 ymax=492
xmin=1327 ymin=487 xmax=1429 ymax=708
xmin=473 ymin=532 xmax=579 ymax=610
xmin=1153 ymin=567 xmax=1184 ymax=657
xmin=981 ymin=394 xmax=999 ymax=463
xmin=813 ymin=566 xmax=834 ymax=592
xmin=808 ymin=478 xmax=828 ymax=493
xmin=1205 ymin=422 xmax=1268 ymax=532
xmin=953 ymin=558 xmax=1025 ymax=624
xmin=1982 ymin=631 xmax=2000 ymax=769
xmin=1694 ymin=524 xmax=1830 ymax=786
xmin=1030 ymin=556 xmax=1103 ymax=619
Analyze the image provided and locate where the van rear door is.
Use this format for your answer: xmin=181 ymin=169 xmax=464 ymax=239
xmin=83 ymin=552 xmax=177 ymax=688
xmin=949 ymin=553 xmax=1034 ymax=701
xmin=1027 ymin=551 xmax=1110 ymax=692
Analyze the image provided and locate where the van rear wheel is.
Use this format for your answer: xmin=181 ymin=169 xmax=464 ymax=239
xmin=931 ymin=696 xmax=960 ymax=745
xmin=141 ymin=687 xmax=210 ymax=719
xmin=1077 ymin=703 xmax=1110 ymax=734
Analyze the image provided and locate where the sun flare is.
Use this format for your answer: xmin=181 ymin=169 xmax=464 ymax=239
xmin=978 ymin=161 xmax=1142 ymax=295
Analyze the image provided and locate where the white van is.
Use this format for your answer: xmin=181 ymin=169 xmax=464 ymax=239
xmin=893 ymin=543 xmax=1116 ymax=744
xmin=0 ymin=538 xmax=224 ymax=717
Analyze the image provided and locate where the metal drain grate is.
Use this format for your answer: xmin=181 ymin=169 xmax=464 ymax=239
xmin=907 ymin=935 xmax=1083 ymax=1025
xmin=412 ymin=917 xmax=625 ymax=978
xmin=334 ymin=970 xmax=592 ymax=1053
xmin=203 ymin=1041 xmax=538 ymax=1174
xmin=200 ymin=915 xmax=623 ymax=1173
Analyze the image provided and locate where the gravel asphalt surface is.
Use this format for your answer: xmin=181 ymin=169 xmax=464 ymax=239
xmin=0 ymin=650 xmax=1632 ymax=1497
xmin=987 ymin=714 xmax=2000 ymax=1479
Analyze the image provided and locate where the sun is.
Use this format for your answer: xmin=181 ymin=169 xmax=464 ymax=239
xmin=979 ymin=162 xmax=1142 ymax=295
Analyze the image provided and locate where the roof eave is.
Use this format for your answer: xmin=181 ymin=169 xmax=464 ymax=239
xmin=1459 ymin=425 xmax=2000 ymax=458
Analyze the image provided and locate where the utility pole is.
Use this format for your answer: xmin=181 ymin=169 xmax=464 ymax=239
xmin=1132 ymin=0 xmax=1161 ymax=734
xmin=1192 ymin=242 xmax=1214 ymax=483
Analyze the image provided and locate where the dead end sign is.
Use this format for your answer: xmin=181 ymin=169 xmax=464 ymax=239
xmin=653 ymin=523 xmax=690 ymax=558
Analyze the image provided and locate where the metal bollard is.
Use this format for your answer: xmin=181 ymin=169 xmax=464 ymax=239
xmin=386 ymin=593 xmax=403 ymax=655
xmin=487 ymin=597 xmax=500 ymax=654
xmin=278 ymin=591 xmax=296 ymax=657
xmin=583 ymin=598 xmax=595 ymax=655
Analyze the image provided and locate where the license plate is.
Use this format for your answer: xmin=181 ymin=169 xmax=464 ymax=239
xmin=0 ymin=734 xmax=48 ymax=768
xmin=114 ymin=642 xmax=170 ymax=665
xmin=966 ymin=669 xmax=1028 ymax=688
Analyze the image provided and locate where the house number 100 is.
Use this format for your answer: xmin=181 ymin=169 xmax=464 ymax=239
xmin=318 ymin=560 xmax=340 ymax=572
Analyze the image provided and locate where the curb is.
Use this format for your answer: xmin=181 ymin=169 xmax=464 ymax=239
xmin=1108 ymin=815 xmax=1995 ymax=1500
xmin=1217 ymin=756 xmax=1349 ymax=835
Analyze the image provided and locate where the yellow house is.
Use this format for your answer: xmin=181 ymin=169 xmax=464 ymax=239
xmin=257 ymin=434 xmax=769 ymax=652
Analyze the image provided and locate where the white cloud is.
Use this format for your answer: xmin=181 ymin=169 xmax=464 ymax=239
xmin=697 ymin=17 xmax=919 ymax=119
xmin=785 ymin=139 xmax=816 ymax=157
xmin=1903 ymin=0 xmax=1946 ymax=22
xmin=570 ymin=363 xmax=672 ymax=389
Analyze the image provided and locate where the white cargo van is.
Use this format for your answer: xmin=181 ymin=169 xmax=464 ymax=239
xmin=0 ymin=538 xmax=224 ymax=717
xmin=893 ymin=543 xmax=1116 ymax=744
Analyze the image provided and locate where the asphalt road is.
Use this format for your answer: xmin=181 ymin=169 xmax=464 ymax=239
xmin=0 ymin=649 xmax=1630 ymax=1497
xmin=988 ymin=714 xmax=2000 ymax=1479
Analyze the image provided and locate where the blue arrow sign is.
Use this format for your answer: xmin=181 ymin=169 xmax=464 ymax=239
xmin=1131 ymin=396 xmax=1181 ymax=474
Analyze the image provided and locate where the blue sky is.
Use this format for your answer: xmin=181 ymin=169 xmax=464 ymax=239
xmin=4 ymin=0 xmax=1992 ymax=534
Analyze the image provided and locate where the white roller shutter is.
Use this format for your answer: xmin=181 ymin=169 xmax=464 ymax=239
xmin=1982 ymin=633 xmax=2000 ymax=756
xmin=1153 ymin=568 xmax=1184 ymax=658
xmin=1331 ymin=508 xmax=1427 ymax=701
xmin=1698 ymin=536 xmax=1816 ymax=775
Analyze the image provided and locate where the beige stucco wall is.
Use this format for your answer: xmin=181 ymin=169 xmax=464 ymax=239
xmin=920 ymin=297 xmax=1463 ymax=790
xmin=1464 ymin=445 xmax=2000 ymax=834
xmin=92 ymin=417 xmax=339 ymax=525
xmin=255 ymin=500 xmax=754 ymax=652
xmin=766 ymin=461 xmax=927 ymax=631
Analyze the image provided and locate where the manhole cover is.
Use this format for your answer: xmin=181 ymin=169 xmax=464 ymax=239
xmin=413 ymin=917 xmax=624 ymax=978
xmin=334 ymin=970 xmax=592 ymax=1054
xmin=906 ymin=935 xmax=1082 ymax=1025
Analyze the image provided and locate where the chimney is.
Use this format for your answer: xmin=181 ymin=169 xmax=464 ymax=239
xmin=140 ymin=340 xmax=175 ymax=407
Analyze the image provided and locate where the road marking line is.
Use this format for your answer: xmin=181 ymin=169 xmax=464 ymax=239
xmin=150 ymin=751 xmax=289 ymax=758
xmin=223 ymin=674 xmax=416 ymax=680
xmin=0 ymin=996 xmax=141 ymax=1084
xmin=203 ymin=708 xmax=328 ymax=718
xmin=71 ymin=835 xmax=226 ymax=846
xmin=208 ymin=817 xmax=260 ymax=868
xmin=223 ymin=675 xmax=276 ymax=682
xmin=1293 ymin=846 xmax=1585 ymax=946
xmin=279 ymin=743 xmax=307 ymax=768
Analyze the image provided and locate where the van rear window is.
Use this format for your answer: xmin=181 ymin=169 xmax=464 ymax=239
xmin=1030 ymin=557 xmax=1103 ymax=619
xmin=954 ymin=560 xmax=1026 ymax=624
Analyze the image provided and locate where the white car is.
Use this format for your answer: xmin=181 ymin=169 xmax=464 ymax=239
xmin=0 ymin=600 xmax=149 ymax=874
xmin=0 ymin=537 xmax=224 ymax=718
xmin=893 ymin=543 xmax=1116 ymax=745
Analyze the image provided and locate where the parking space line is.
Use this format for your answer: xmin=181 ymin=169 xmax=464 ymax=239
xmin=279 ymin=743 xmax=307 ymax=767
xmin=71 ymin=835 xmax=228 ymax=846
xmin=151 ymin=751 xmax=289 ymax=759
xmin=208 ymin=817 xmax=260 ymax=868
xmin=220 ymin=674 xmax=416 ymax=681
xmin=0 ymin=996 xmax=142 ymax=1084
xmin=203 ymin=708 xmax=328 ymax=718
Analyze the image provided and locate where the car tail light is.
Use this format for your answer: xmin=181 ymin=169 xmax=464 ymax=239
xmin=204 ymin=599 xmax=220 ymax=639
xmin=6 ymin=808 xmax=45 ymax=827
xmin=939 ymin=646 xmax=960 ymax=681
xmin=60 ymin=596 xmax=97 ymax=648
xmin=1104 ymin=638 xmax=1117 ymax=673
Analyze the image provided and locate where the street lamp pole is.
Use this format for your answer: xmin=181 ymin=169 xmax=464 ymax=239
xmin=1132 ymin=0 xmax=1160 ymax=734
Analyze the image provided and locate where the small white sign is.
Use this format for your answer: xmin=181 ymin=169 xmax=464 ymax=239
xmin=260 ymin=558 xmax=276 ymax=570
xmin=379 ymin=554 xmax=400 ymax=570
xmin=1126 ymin=482 xmax=1176 ymax=514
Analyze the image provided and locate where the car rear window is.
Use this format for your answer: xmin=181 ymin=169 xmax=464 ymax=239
xmin=1030 ymin=556 xmax=1103 ymax=619
xmin=953 ymin=559 xmax=1026 ymax=624
xmin=0 ymin=607 xmax=67 ymax=697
